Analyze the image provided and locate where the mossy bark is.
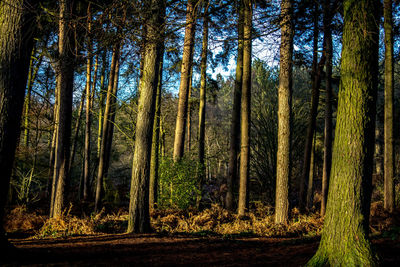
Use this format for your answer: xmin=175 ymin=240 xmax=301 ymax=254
xmin=0 ymin=0 xmax=35 ymax=247
xmin=127 ymin=0 xmax=165 ymax=233
xmin=383 ymin=0 xmax=395 ymax=213
xmin=275 ymin=0 xmax=293 ymax=224
xmin=226 ymin=0 xmax=244 ymax=211
xmin=238 ymin=0 xmax=252 ymax=217
xmin=307 ymin=0 xmax=379 ymax=265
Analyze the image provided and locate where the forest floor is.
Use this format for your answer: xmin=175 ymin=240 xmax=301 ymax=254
xmin=2 ymin=202 xmax=400 ymax=266
xmin=1 ymin=234 xmax=400 ymax=266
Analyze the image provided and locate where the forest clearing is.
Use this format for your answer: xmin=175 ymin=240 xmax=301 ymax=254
xmin=1 ymin=0 xmax=400 ymax=265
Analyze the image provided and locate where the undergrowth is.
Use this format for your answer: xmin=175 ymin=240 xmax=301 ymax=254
xmin=4 ymin=201 xmax=398 ymax=239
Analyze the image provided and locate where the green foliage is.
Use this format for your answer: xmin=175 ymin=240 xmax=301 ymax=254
xmin=158 ymin=157 xmax=202 ymax=209
xmin=10 ymin=166 xmax=44 ymax=205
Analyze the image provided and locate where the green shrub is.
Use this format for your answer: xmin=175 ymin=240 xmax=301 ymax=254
xmin=158 ymin=157 xmax=202 ymax=209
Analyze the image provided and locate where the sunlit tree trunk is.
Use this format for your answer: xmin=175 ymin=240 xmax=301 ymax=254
xmin=23 ymin=45 xmax=43 ymax=148
xmin=198 ymin=1 xmax=209 ymax=206
xmin=275 ymin=0 xmax=293 ymax=224
xmin=95 ymin=44 xmax=120 ymax=212
xmin=0 ymin=0 xmax=35 ymax=248
xmin=238 ymin=0 xmax=252 ymax=217
xmin=383 ymin=0 xmax=394 ymax=213
xmin=83 ymin=6 xmax=93 ymax=201
xmin=173 ymin=0 xmax=198 ymax=161
xmin=97 ymin=51 xmax=108 ymax=160
xmin=50 ymin=0 xmax=75 ymax=218
xmin=226 ymin=0 xmax=244 ymax=211
xmin=307 ymin=0 xmax=379 ymax=265
xmin=128 ymin=0 xmax=165 ymax=233
xmin=321 ymin=0 xmax=333 ymax=216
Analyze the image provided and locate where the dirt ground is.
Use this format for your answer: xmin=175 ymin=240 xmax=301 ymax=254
xmin=1 ymin=234 xmax=399 ymax=266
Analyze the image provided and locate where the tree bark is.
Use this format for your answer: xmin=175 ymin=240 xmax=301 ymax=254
xmin=0 ymin=0 xmax=35 ymax=248
xmin=95 ymin=44 xmax=120 ymax=212
xmin=321 ymin=0 xmax=334 ymax=216
xmin=226 ymin=0 xmax=244 ymax=211
xmin=149 ymin=56 xmax=164 ymax=210
xmin=198 ymin=1 xmax=209 ymax=207
xmin=50 ymin=0 xmax=75 ymax=218
xmin=173 ymin=0 xmax=198 ymax=161
xmin=275 ymin=0 xmax=293 ymax=224
xmin=238 ymin=0 xmax=252 ymax=217
xmin=307 ymin=0 xmax=379 ymax=265
xmin=299 ymin=2 xmax=324 ymax=211
xmin=128 ymin=0 xmax=165 ymax=233
xmin=383 ymin=0 xmax=394 ymax=213
xmin=83 ymin=6 xmax=93 ymax=201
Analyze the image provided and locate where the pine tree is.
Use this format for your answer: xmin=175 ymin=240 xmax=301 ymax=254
xmin=307 ymin=0 xmax=379 ymax=265
xmin=0 ymin=0 xmax=36 ymax=248
xmin=275 ymin=0 xmax=293 ymax=224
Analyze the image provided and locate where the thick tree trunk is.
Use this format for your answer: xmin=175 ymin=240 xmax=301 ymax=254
xmin=173 ymin=0 xmax=198 ymax=161
xmin=307 ymin=0 xmax=379 ymax=265
xmin=0 ymin=0 xmax=35 ymax=248
xmin=238 ymin=0 xmax=252 ymax=217
xmin=198 ymin=1 xmax=209 ymax=206
xmin=50 ymin=0 xmax=75 ymax=218
xmin=321 ymin=0 xmax=333 ymax=217
xmin=95 ymin=45 xmax=120 ymax=212
xmin=275 ymin=0 xmax=293 ymax=224
xmin=383 ymin=0 xmax=395 ymax=213
xmin=226 ymin=0 xmax=244 ymax=211
xmin=128 ymin=0 xmax=165 ymax=233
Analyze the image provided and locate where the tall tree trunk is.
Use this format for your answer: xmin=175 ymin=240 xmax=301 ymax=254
xmin=83 ymin=6 xmax=93 ymax=201
xmin=275 ymin=0 xmax=293 ymax=224
xmin=149 ymin=54 xmax=164 ymax=210
xmin=127 ymin=0 xmax=165 ymax=233
xmin=0 ymin=0 xmax=35 ymax=248
xmin=226 ymin=0 xmax=244 ymax=211
xmin=307 ymin=0 xmax=379 ymax=265
xmin=238 ymin=0 xmax=252 ymax=217
xmin=97 ymin=51 xmax=108 ymax=160
xmin=198 ymin=1 xmax=209 ymax=206
xmin=95 ymin=44 xmax=120 ymax=212
xmin=306 ymin=134 xmax=316 ymax=209
xmin=321 ymin=0 xmax=334 ymax=216
xmin=173 ymin=0 xmax=198 ymax=161
xmin=50 ymin=0 xmax=75 ymax=218
xmin=23 ymin=46 xmax=43 ymax=148
xmin=383 ymin=0 xmax=394 ymax=213
xmin=299 ymin=2 xmax=321 ymax=211
xmin=103 ymin=60 xmax=120 ymax=180
xmin=69 ymin=88 xmax=85 ymax=174
xmin=186 ymin=74 xmax=193 ymax=154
